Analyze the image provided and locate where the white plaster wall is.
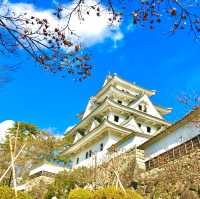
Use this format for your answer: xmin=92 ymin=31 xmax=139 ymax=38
xmin=108 ymin=112 xmax=126 ymax=125
xmin=71 ymin=132 xmax=119 ymax=168
xmin=144 ymin=122 xmax=200 ymax=159
xmin=117 ymin=136 xmax=147 ymax=152
xmin=139 ymin=123 xmax=157 ymax=135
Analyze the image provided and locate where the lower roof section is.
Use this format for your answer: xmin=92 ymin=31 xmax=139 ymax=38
xmin=29 ymin=163 xmax=65 ymax=176
xmin=62 ymin=119 xmax=149 ymax=156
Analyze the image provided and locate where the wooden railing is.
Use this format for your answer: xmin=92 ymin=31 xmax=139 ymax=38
xmin=145 ymin=134 xmax=200 ymax=171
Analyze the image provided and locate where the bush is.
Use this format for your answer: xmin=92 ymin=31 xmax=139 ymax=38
xmin=0 ymin=186 xmax=32 ymax=199
xmin=44 ymin=168 xmax=92 ymax=199
xmin=68 ymin=187 xmax=143 ymax=199
xmin=125 ymin=189 xmax=144 ymax=199
xmin=93 ymin=186 xmax=143 ymax=199
xmin=68 ymin=188 xmax=93 ymax=199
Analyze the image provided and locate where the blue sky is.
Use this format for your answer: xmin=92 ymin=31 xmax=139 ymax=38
xmin=0 ymin=0 xmax=200 ymax=135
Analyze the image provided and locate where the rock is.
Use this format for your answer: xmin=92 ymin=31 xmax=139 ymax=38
xmin=189 ymin=184 xmax=199 ymax=192
xmin=180 ymin=190 xmax=199 ymax=199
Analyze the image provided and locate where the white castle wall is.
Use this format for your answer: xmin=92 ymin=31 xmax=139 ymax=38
xmin=107 ymin=112 xmax=126 ymax=125
xmin=139 ymin=123 xmax=157 ymax=135
xmin=71 ymin=132 xmax=119 ymax=168
xmin=117 ymin=136 xmax=147 ymax=152
xmin=144 ymin=122 xmax=200 ymax=160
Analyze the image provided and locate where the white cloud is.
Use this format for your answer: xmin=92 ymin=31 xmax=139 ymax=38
xmin=4 ymin=0 xmax=123 ymax=47
xmin=42 ymin=126 xmax=58 ymax=134
xmin=112 ymin=31 xmax=124 ymax=48
xmin=42 ymin=126 xmax=64 ymax=139
xmin=0 ymin=120 xmax=15 ymax=143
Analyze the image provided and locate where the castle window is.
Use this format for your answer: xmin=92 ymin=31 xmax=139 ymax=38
xmin=86 ymin=152 xmax=89 ymax=159
xmin=89 ymin=150 xmax=92 ymax=157
xmin=144 ymin=105 xmax=147 ymax=112
xmin=100 ymin=143 xmax=104 ymax=151
xmin=117 ymin=100 xmax=122 ymax=105
xmin=76 ymin=157 xmax=79 ymax=164
xmin=147 ymin=126 xmax=151 ymax=133
xmin=138 ymin=105 xmax=142 ymax=111
xmin=114 ymin=115 xmax=119 ymax=122
xmin=138 ymin=123 xmax=141 ymax=128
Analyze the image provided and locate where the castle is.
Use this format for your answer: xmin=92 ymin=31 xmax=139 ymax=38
xmin=16 ymin=74 xmax=200 ymax=191
xmin=63 ymin=74 xmax=173 ymax=169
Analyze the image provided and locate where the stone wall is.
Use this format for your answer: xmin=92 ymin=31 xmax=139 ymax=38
xmin=145 ymin=134 xmax=200 ymax=170
xmin=138 ymin=149 xmax=200 ymax=198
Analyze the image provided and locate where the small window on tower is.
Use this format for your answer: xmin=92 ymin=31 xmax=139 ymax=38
xmin=100 ymin=143 xmax=104 ymax=151
xmin=76 ymin=157 xmax=79 ymax=164
xmin=138 ymin=123 xmax=141 ymax=128
xmin=89 ymin=150 xmax=92 ymax=157
xmin=114 ymin=115 xmax=119 ymax=122
xmin=138 ymin=105 xmax=142 ymax=111
xmin=147 ymin=126 xmax=151 ymax=133
xmin=144 ymin=105 xmax=147 ymax=112
xmin=117 ymin=100 xmax=122 ymax=105
xmin=85 ymin=152 xmax=89 ymax=159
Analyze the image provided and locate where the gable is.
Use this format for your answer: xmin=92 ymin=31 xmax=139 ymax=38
xmin=122 ymin=117 xmax=143 ymax=132
xmin=82 ymin=97 xmax=96 ymax=119
xmin=129 ymin=95 xmax=163 ymax=119
xmin=89 ymin=119 xmax=100 ymax=131
xmin=73 ymin=132 xmax=83 ymax=143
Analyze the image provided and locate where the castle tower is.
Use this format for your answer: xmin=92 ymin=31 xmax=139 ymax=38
xmin=62 ymin=74 xmax=172 ymax=169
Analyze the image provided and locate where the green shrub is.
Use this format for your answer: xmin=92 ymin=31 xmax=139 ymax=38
xmin=68 ymin=188 xmax=93 ymax=199
xmin=125 ymin=189 xmax=144 ymax=199
xmin=0 ymin=186 xmax=32 ymax=199
xmin=93 ymin=186 xmax=143 ymax=199
xmin=44 ymin=168 xmax=92 ymax=199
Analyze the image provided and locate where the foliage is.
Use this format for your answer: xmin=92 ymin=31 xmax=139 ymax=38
xmin=93 ymin=187 xmax=143 ymax=199
xmin=1 ymin=0 xmax=200 ymax=83
xmin=94 ymin=149 xmax=139 ymax=187
xmin=0 ymin=186 xmax=32 ymax=199
xmin=44 ymin=168 xmax=92 ymax=199
xmin=0 ymin=121 xmax=65 ymax=185
xmin=68 ymin=187 xmax=143 ymax=199
xmin=63 ymin=132 xmax=75 ymax=146
xmin=56 ymin=0 xmax=200 ymax=41
xmin=0 ymin=1 xmax=92 ymax=82
xmin=68 ymin=188 xmax=93 ymax=199
xmin=28 ymin=180 xmax=50 ymax=199
xmin=177 ymin=92 xmax=200 ymax=110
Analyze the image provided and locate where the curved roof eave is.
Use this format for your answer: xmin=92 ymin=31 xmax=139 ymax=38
xmin=67 ymin=98 xmax=171 ymax=136
xmin=62 ymin=119 xmax=134 ymax=155
xmin=95 ymin=75 xmax=155 ymax=99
